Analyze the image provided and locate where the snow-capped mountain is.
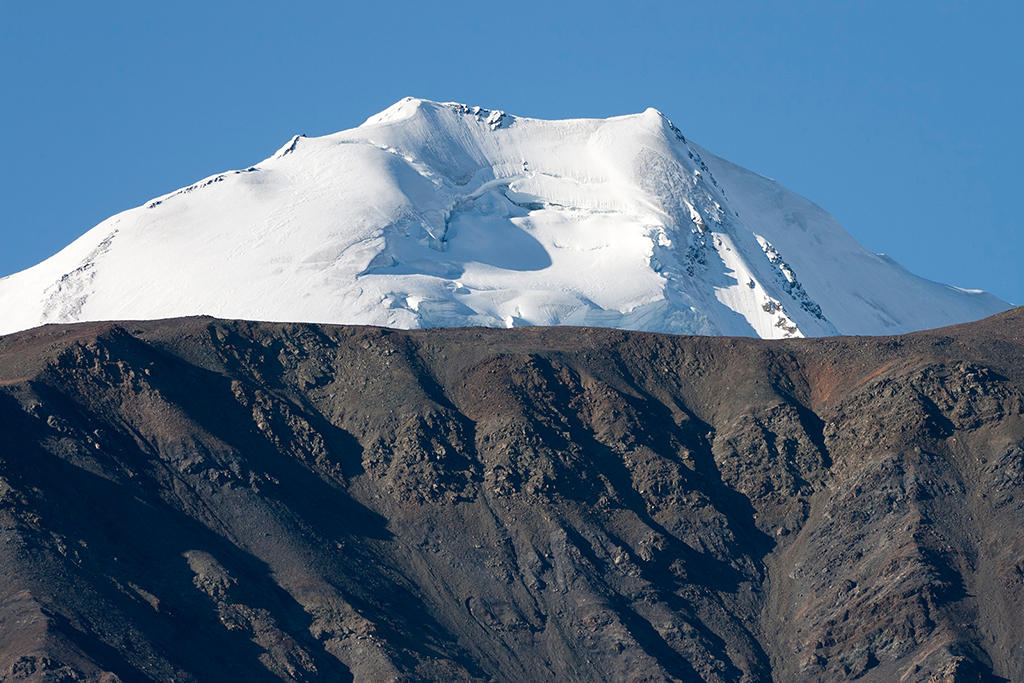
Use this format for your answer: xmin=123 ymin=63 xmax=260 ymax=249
xmin=0 ymin=98 xmax=1009 ymax=338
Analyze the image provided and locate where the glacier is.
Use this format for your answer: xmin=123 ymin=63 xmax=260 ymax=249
xmin=0 ymin=98 xmax=1009 ymax=338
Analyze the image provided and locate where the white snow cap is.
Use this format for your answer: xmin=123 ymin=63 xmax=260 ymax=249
xmin=0 ymin=98 xmax=1009 ymax=338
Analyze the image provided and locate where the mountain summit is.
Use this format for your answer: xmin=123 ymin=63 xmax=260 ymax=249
xmin=0 ymin=98 xmax=1009 ymax=337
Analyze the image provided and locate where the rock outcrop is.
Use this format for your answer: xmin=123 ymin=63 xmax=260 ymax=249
xmin=0 ymin=309 xmax=1021 ymax=681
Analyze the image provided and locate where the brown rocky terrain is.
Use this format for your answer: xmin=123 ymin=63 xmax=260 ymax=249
xmin=0 ymin=309 xmax=1022 ymax=682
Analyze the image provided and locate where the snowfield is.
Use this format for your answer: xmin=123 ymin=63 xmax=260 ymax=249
xmin=0 ymin=98 xmax=1009 ymax=337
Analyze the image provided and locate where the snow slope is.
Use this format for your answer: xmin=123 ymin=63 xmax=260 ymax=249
xmin=0 ymin=98 xmax=1010 ymax=338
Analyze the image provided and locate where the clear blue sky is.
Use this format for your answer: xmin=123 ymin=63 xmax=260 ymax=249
xmin=2 ymin=1 xmax=1021 ymax=305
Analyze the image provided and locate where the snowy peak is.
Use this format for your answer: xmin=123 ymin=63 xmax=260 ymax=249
xmin=0 ymin=98 xmax=1010 ymax=338
xmin=273 ymin=134 xmax=305 ymax=159
xmin=360 ymin=97 xmax=513 ymax=133
xmin=360 ymin=96 xmax=425 ymax=126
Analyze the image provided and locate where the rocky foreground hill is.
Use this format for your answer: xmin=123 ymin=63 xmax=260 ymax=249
xmin=0 ymin=310 xmax=1022 ymax=682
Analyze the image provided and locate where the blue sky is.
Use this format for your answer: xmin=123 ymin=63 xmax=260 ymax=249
xmin=2 ymin=1 xmax=1021 ymax=305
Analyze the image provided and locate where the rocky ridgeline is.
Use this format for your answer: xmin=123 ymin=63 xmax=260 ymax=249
xmin=0 ymin=309 xmax=1022 ymax=682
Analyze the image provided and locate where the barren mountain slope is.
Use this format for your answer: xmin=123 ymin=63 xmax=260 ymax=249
xmin=0 ymin=309 xmax=1022 ymax=682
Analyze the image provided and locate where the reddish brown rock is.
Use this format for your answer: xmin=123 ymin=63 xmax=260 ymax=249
xmin=0 ymin=309 xmax=1021 ymax=681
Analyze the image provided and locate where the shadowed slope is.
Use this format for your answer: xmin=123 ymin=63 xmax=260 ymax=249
xmin=0 ymin=308 xmax=1022 ymax=681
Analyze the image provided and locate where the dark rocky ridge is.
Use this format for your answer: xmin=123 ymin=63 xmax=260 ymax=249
xmin=0 ymin=309 xmax=1022 ymax=682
